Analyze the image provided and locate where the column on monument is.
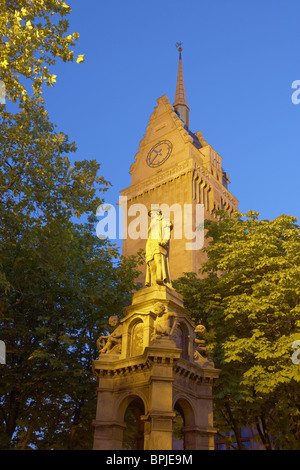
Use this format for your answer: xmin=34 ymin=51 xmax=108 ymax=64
xmin=93 ymin=380 xmax=126 ymax=450
xmin=173 ymin=378 xmax=217 ymax=450
xmin=191 ymin=381 xmax=216 ymax=450
xmin=146 ymin=356 xmax=176 ymax=450
xmin=183 ymin=425 xmax=216 ymax=450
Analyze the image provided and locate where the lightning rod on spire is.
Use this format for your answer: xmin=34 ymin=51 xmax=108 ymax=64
xmin=175 ymin=41 xmax=183 ymax=52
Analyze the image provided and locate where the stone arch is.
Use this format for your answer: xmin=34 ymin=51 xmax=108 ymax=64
xmin=115 ymin=391 xmax=148 ymax=422
xmin=173 ymin=396 xmax=196 ymax=450
xmin=115 ymin=392 xmax=148 ymax=450
xmin=174 ymin=396 xmax=195 ymax=427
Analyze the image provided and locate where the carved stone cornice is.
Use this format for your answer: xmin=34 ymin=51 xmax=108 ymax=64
xmin=92 ymin=356 xmax=153 ymax=381
xmin=173 ymin=358 xmax=220 ymax=386
xmin=121 ymin=156 xmax=238 ymax=210
xmin=92 ymin=338 xmax=182 ymax=381
xmin=121 ymin=158 xmax=195 ymax=200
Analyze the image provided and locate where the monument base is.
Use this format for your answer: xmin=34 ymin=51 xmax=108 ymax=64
xmin=92 ymin=283 xmax=219 ymax=450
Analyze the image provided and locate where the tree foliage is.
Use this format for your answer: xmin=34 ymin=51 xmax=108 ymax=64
xmin=0 ymin=1 xmax=142 ymax=450
xmin=174 ymin=211 xmax=300 ymax=450
xmin=0 ymin=213 xmax=141 ymax=449
xmin=0 ymin=0 xmax=83 ymax=103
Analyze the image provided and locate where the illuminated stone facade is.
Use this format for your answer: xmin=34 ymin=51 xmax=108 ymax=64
xmin=92 ymin=285 xmax=219 ymax=450
xmin=121 ymin=55 xmax=238 ymax=283
xmin=91 ymin=49 xmax=237 ymax=451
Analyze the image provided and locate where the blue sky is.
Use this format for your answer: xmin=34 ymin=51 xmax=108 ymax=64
xmin=41 ymin=0 xmax=299 ymax=248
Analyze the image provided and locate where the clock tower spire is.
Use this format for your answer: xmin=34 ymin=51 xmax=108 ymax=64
xmin=120 ymin=45 xmax=239 ymax=284
xmin=173 ymin=43 xmax=190 ymax=129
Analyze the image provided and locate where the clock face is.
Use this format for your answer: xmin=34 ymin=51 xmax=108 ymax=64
xmin=146 ymin=140 xmax=173 ymax=168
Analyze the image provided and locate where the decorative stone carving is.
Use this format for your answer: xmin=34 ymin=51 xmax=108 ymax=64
xmin=131 ymin=321 xmax=144 ymax=356
xmin=125 ymin=158 xmax=193 ymax=200
xmin=96 ymin=315 xmax=123 ymax=356
xmin=195 ymin=130 xmax=208 ymax=147
xmin=193 ymin=323 xmax=214 ymax=367
xmin=92 ymin=289 xmax=220 ymax=450
xmin=150 ymin=302 xmax=178 ymax=342
xmin=145 ymin=209 xmax=173 ymax=288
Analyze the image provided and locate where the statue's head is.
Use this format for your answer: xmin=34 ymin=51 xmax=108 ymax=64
xmin=109 ymin=315 xmax=119 ymax=327
xmin=148 ymin=208 xmax=162 ymax=220
xmin=195 ymin=324 xmax=206 ymax=335
xmin=153 ymin=302 xmax=165 ymax=316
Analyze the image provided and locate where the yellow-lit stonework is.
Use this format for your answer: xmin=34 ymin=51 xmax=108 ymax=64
xmin=92 ymin=283 xmax=219 ymax=450
xmin=92 ymin=48 xmax=235 ymax=450
xmin=121 ymin=91 xmax=238 ymax=283
xmin=92 ymin=206 xmax=220 ymax=450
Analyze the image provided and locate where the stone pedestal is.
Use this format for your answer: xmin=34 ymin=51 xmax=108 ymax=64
xmin=92 ymin=285 xmax=219 ymax=450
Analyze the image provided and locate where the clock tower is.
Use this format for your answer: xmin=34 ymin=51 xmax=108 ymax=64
xmin=120 ymin=46 xmax=238 ymax=283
